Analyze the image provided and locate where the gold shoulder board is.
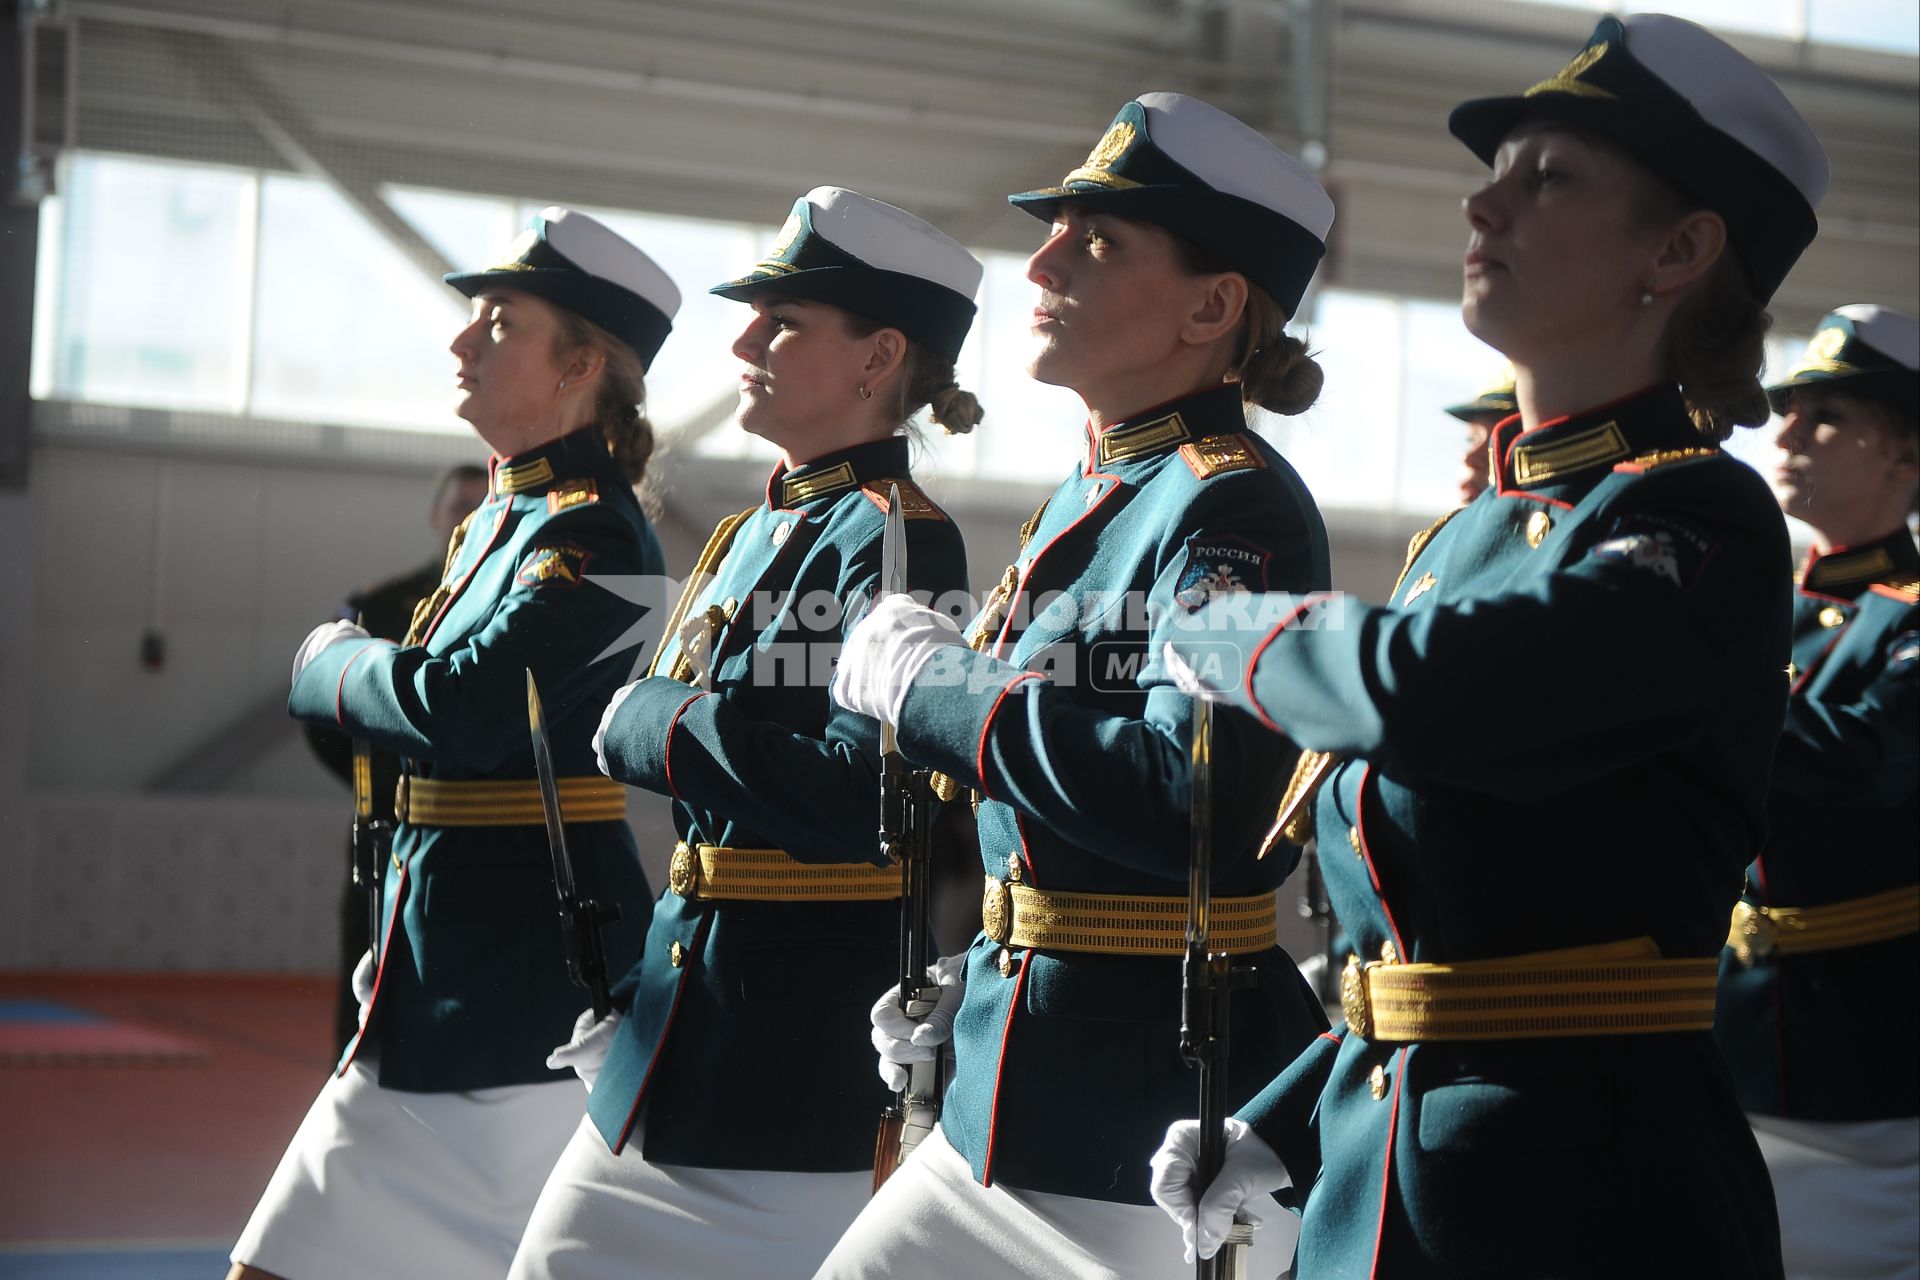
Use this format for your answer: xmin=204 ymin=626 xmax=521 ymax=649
xmin=547 ymin=479 xmax=600 ymax=514
xmin=1391 ymin=506 xmax=1461 ymax=599
xmin=1614 ymin=447 xmax=1719 ymax=473
xmin=1180 ymin=434 xmax=1267 ymax=480
xmin=861 ymin=479 xmax=949 ymax=521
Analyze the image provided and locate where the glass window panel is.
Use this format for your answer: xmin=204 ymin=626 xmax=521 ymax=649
xmin=30 ymin=191 xmax=62 ymax=400
xmin=1397 ymin=300 xmax=1508 ymax=514
xmin=966 ymin=251 xmax=1085 ymax=485
xmin=1622 ymin=0 xmax=1801 ymax=38
xmin=251 ymin=174 xmax=470 ymax=430
xmin=52 ymin=154 xmax=252 ymax=411
xmin=1265 ymin=290 xmax=1403 ymax=513
xmin=385 ymin=185 xmax=518 ymax=277
xmin=533 ymin=204 xmax=767 ymax=454
xmin=1808 ymin=0 xmax=1919 ymax=52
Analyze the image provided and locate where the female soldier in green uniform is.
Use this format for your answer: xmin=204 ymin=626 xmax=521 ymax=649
xmin=1152 ymin=15 xmax=1831 ymax=1277
xmin=232 ymin=208 xmax=674 ymax=1280
xmin=507 ymin=187 xmax=979 ymax=1280
xmin=824 ymin=93 xmax=1336 ymax=1278
xmin=1718 ymin=304 xmax=1919 ymax=1278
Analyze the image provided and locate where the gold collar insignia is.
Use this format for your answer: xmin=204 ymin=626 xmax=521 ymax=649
xmin=781 ymin=461 xmax=859 ymax=506
xmin=1805 ymin=546 xmax=1897 ymax=592
xmin=495 ymin=457 xmax=555 ymax=495
xmin=1098 ymin=411 xmax=1192 ymax=466
xmin=1510 ymin=420 xmax=1630 ymax=486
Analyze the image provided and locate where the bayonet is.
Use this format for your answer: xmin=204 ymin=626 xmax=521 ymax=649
xmin=527 ymin=669 xmax=620 ymax=1020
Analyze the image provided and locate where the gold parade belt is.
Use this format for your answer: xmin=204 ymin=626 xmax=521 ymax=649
xmin=667 ymin=842 xmax=904 ymax=902
xmin=1726 ymin=885 xmax=1920 ymax=966
xmin=980 ymin=878 xmax=1279 ymax=957
xmin=1341 ymin=937 xmax=1719 ymax=1043
xmin=395 ymin=775 xmax=627 ymax=827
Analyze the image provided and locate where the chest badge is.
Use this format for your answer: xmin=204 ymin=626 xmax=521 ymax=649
xmin=1402 ymin=572 xmax=1438 ymax=606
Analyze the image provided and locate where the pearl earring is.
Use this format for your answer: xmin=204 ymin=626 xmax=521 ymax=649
xmin=558 ymin=378 xmax=569 ymax=391
xmin=1639 ymin=288 xmax=1654 ymax=307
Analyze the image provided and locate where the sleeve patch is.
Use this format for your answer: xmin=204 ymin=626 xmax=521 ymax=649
xmin=1174 ymin=533 xmax=1272 ymax=610
xmin=1180 ymin=434 xmax=1267 ymax=480
xmin=516 ymin=543 xmax=593 ymax=589
xmin=548 ymin=479 xmax=599 ymax=514
xmin=1583 ymin=513 xmax=1718 ymax=593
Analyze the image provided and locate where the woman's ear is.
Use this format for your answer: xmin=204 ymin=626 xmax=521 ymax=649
xmin=862 ymin=327 xmax=908 ymax=389
xmin=1180 ymin=272 xmax=1249 ymax=349
xmin=1649 ymin=210 xmax=1728 ymax=299
xmin=565 ymin=344 xmax=608 ymax=390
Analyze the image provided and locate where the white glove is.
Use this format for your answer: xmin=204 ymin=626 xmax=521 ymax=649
xmin=349 ymin=949 xmax=376 ymax=1023
xmin=291 ymin=619 xmax=369 ymax=686
xmin=870 ymin=952 xmax=967 ymax=1091
xmin=833 ymin=594 xmax=965 ymax=725
xmin=593 ymin=680 xmax=643 ymax=776
xmin=546 ymin=1007 xmax=623 ymax=1091
xmin=1162 ymin=640 xmax=1229 ymax=702
xmin=1149 ymin=1117 xmax=1292 ymax=1262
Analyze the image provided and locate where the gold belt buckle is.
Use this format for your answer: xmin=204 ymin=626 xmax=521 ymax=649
xmin=982 ymin=876 xmax=1013 ymax=945
xmin=668 ymin=841 xmax=699 ymax=898
xmin=1340 ymin=954 xmax=1373 ymax=1039
xmin=1730 ymin=900 xmax=1776 ymax=967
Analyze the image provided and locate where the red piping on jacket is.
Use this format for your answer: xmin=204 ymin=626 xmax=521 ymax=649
xmin=974 ymin=673 xmax=1044 ymax=801
xmin=338 ymin=861 xmax=409 ymax=1076
xmin=1368 ymin=1045 xmax=1410 ymax=1279
xmin=978 ymin=954 xmax=1031 ymax=1189
xmin=613 ymin=912 xmax=714 ymax=1154
xmin=660 ymin=692 xmax=710 ymax=801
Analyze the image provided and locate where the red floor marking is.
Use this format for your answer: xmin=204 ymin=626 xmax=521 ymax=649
xmin=0 ymin=972 xmax=337 ymax=1244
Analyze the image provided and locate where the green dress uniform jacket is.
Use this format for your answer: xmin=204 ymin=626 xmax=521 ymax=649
xmin=1716 ymin=530 xmax=1920 ymax=1122
xmin=888 ymin=384 xmax=1331 ymax=1204
xmin=1170 ymin=386 xmax=1790 ymax=1277
xmin=288 ymin=427 xmax=660 ymax=1093
xmin=590 ymin=435 xmax=969 ymax=1172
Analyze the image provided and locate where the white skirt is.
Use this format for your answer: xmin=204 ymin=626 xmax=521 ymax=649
xmin=231 ymin=1057 xmax=586 ymax=1280
xmin=814 ymin=1125 xmax=1299 ymax=1280
xmin=1751 ymin=1114 xmax=1920 ymax=1280
xmin=508 ymin=1115 xmax=873 ymax=1280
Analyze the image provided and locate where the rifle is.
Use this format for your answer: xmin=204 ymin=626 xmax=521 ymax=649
xmin=1181 ymin=698 xmax=1253 ymax=1279
xmin=349 ymin=739 xmax=390 ymax=962
xmin=872 ymin=485 xmax=943 ymax=1191
xmin=527 ymin=669 xmax=621 ymax=1019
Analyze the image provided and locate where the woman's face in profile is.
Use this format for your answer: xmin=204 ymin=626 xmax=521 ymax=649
xmin=1461 ymin=125 xmax=1663 ymax=358
xmin=728 ymin=294 xmax=876 ymax=454
xmin=1022 ymin=207 xmax=1207 ymax=402
xmin=448 ymin=288 xmax=573 ymax=442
